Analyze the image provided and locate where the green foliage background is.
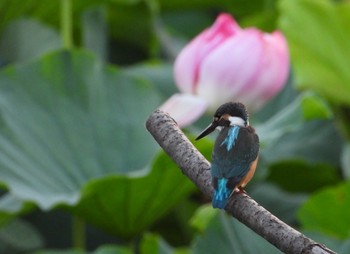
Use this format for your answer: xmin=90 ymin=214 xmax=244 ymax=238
xmin=0 ymin=0 xmax=349 ymax=253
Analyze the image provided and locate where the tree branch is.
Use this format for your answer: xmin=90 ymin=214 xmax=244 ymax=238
xmin=146 ymin=109 xmax=336 ymax=254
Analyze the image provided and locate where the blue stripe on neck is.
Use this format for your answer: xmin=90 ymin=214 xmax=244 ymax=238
xmin=220 ymin=126 xmax=240 ymax=151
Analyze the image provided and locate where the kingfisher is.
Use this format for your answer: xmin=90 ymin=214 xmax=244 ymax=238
xmin=195 ymin=102 xmax=259 ymax=209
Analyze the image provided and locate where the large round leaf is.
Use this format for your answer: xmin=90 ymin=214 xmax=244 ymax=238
xmin=298 ymin=182 xmax=350 ymax=239
xmin=71 ymin=151 xmax=195 ymax=239
xmin=0 ymin=18 xmax=61 ymax=64
xmin=191 ymin=207 xmax=281 ymax=254
xmin=0 ymin=50 xmax=162 ymax=210
xmin=279 ymin=0 xmax=350 ymax=105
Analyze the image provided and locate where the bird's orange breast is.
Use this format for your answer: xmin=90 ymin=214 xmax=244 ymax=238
xmin=238 ymin=156 xmax=258 ymax=188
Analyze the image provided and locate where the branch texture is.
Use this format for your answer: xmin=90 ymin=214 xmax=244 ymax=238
xmin=146 ymin=109 xmax=336 ymax=254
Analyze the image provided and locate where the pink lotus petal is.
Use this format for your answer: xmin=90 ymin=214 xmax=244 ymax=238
xmin=261 ymin=31 xmax=290 ymax=98
xmin=159 ymin=94 xmax=208 ymax=127
xmin=196 ymin=28 xmax=265 ymax=111
xmin=174 ymin=13 xmax=241 ymax=94
xmin=241 ymin=31 xmax=290 ymax=110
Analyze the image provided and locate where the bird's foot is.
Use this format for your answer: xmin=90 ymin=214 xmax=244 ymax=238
xmin=235 ymin=186 xmax=247 ymax=194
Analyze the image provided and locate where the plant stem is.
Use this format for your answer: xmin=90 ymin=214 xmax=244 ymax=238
xmin=61 ymin=0 xmax=73 ymax=49
xmin=72 ymin=216 xmax=85 ymax=250
xmin=131 ymin=235 xmax=141 ymax=254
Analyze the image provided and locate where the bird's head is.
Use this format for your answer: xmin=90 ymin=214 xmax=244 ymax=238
xmin=195 ymin=102 xmax=248 ymax=140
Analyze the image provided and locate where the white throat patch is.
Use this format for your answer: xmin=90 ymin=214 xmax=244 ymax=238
xmin=228 ymin=116 xmax=246 ymax=127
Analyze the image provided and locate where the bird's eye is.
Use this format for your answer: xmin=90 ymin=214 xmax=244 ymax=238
xmin=213 ymin=116 xmax=219 ymax=121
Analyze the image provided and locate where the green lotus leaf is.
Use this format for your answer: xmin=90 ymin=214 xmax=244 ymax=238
xmin=0 ymin=50 xmax=161 ymax=210
xmin=298 ymin=182 xmax=350 ymax=239
xmin=71 ymin=150 xmax=195 ymax=239
xmin=191 ymin=209 xmax=281 ymax=254
xmin=0 ymin=18 xmax=61 ymax=63
xmin=279 ymin=0 xmax=350 ymax=105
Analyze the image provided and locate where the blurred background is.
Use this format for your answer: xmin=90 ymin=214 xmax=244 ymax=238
xmin=0 ymin=0 xmax=349 ymax=253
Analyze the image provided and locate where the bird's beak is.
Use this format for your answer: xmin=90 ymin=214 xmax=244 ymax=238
xmin=195 ymin=121 xmax=218 ymax=140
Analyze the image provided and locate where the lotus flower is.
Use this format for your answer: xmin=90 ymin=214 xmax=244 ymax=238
xmin=160 ymin=13 xmax=290 ymax=127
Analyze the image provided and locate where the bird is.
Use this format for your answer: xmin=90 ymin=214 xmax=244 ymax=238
xmin=195 ymin=102 xmax=259 ymax=209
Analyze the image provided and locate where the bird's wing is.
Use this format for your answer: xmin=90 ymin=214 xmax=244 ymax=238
xmin=211 ymin=126 xmax=259 ymax=187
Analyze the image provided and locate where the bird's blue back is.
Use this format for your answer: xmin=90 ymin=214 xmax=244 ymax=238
xmin=211 ymin=125 xmax=259 ymax=208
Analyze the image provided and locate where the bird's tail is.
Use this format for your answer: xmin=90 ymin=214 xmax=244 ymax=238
xmin=212 ymin=178 xmax=231 ymax=209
